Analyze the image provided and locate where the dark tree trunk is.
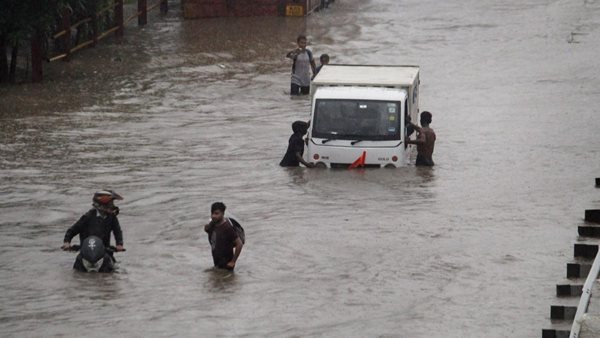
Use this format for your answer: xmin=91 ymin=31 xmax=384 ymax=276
xmin=115 ymin=0 xmax=124 ymax=38
xmin=138 ymin=0 xmax=147 ymax=26
xmin=61 ymin=8 xmax=72 ymax=61
xmin=9 ymin=40 xmax=19 ymax=84
xmin=91 ymin=11 xmax=98 ymax=47
xmin=0 ymin=35 xmax=8 ymax=83
xmin=31 ymin=32 xmax=43 ymax=83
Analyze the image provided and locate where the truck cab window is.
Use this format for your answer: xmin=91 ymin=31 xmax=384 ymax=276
xmin=313 ymin=100 xmax=400 ymax=141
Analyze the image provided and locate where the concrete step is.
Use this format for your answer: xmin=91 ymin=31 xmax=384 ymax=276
xmin=556 ymin=283 xmax=583 ymax=297
xmin=549 ymin=297 xmax=580 ymax=319
xmin=550 ymin=305 xmax=577 ymax=320
xmin=574 ymin=243 xmax=599 ymax=259
xmin=542 ymin=328 xmax=570 ymax=338
xmin=578 ymin=225 xmax=600 ymax=238
xmin=543 ymin=319 xmax=572 ymax=338
xmin=585 ymin=209 xmax=600 ymax=223
xmin=567 ymin=262 xmax=593 ymax=278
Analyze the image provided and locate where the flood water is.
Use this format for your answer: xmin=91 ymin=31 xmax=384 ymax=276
xmin=2 ymin=0 xmax=600 ymax=337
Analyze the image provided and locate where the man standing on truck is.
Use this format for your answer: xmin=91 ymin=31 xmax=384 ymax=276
xmin=286 ymin=35 xmax=316 ymax=95
xmin=406 ymin=111 xmax=436 ymax=166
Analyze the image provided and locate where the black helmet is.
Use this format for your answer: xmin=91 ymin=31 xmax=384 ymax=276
xmin=92 ymin=190 xmax=123 ymax=215
xmin=80 ymin=236 xmax=105 ymax=272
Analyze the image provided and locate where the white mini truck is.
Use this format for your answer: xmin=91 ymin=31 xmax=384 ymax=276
xmin=307 ymin=64 xmax=420 ymax=168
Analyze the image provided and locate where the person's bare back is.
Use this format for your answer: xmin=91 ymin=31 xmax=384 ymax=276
xmin=416 ymin=126 xmax=436 ymax=166
xmin=407 ymin=111 xmax=436 ymax=166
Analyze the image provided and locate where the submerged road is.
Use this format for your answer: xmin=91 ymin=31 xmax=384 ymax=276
xmin=1 ymin=0 xmax=600 ymax=336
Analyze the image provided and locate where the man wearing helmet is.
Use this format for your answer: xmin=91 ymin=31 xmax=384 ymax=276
xmin=61 ymin=190 xmax=125 ymax=253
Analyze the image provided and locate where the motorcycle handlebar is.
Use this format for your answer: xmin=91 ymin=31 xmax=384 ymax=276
xmin=64 ymin=245 xmax=123 ymax=252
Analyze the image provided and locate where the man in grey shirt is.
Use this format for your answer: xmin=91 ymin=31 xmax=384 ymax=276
xmin=286 ymin=35 xmax=316 ymax=95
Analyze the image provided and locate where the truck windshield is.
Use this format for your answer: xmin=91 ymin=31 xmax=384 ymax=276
xmin=312 ymin=99 xmax=401 ymax=141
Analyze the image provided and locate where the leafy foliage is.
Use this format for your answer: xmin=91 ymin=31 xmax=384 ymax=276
xmin=0 ymin=0 xmax=64 ymax=44
xmin=0 ymin=0 xmax=114 ymax=82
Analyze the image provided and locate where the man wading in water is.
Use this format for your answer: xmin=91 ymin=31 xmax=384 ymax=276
xmin=280 ymin=120 xmax=314 ymax=168
xmin=286 ymin=34 xmax=316 ymax=95
xmin=406 ymin=111 xmax=436 ymax=166
xmin=204 ymin=202 xmax=243 ymax=270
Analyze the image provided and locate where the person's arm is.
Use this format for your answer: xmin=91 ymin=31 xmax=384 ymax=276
xmin=112 ymin=216 xmax=125 ymax=251
xmin=62 ymin=213 xmax=88 ymax=250
xmin=410 ymin=122 xmax=422 ymax=133
xmin=310 ymin=59 xmax=317 ymax=75
xmin=204 ymin=220 xmax=216 ymax=233
xmin=407 ymin=131 xmax=426 ymax=145
xmin=292 ymin=136 xmax=314 ymax=168
xmin=286 ymin=49 xmax=300 ymax=59
xmin=227 ymin=237 xmax=244 ymax=269
xmin=296 ymin=152 xmax=315 ymax=168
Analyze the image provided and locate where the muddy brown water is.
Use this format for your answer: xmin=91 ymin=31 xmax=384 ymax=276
xmin=1 ymin=0 xmax=600 ymax=337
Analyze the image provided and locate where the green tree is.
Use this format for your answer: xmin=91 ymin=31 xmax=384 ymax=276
xmin=0 ymin=0 xmax=65 ymax=83
xmin=1 ymin=0 xmax=120 ymax=83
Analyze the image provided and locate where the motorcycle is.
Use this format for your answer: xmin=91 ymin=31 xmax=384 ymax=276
xmin=66 ymin=236 xmax=123 ymax=272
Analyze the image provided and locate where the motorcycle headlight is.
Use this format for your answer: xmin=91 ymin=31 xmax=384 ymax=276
xmin=82 ymin=258 xmax=104 ymax=272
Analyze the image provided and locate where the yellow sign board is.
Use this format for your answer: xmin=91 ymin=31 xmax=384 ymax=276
xmin=286 ymin=5 xmax=304 ymax=17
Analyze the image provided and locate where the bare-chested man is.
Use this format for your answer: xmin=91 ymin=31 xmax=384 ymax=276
xmin=406 ymin=111 xmax=436 ymax=166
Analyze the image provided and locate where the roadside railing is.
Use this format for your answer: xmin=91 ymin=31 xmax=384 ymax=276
xmin=31 ymin=0 xmax=168 ymax=82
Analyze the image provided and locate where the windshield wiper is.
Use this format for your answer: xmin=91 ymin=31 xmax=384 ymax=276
xmin=321 ymin=139 xmax=333 ymax=144
xmin=350 ymin=140 xmax=363 ymax=145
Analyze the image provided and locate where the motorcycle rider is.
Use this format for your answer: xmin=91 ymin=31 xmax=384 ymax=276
xmin=61 ymin=190 xmax=126 ymax=253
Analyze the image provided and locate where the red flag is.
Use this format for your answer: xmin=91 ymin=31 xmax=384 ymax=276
xmin=348 ymin=151 xmax=366 ymax=169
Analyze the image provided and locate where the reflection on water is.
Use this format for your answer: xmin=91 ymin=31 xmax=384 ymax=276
xmin=1 ymin=0 xmax=600 ymax=337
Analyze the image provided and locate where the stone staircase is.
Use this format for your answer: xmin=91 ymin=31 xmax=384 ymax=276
xmin=542 ymin=179 xmax=599 ymax=338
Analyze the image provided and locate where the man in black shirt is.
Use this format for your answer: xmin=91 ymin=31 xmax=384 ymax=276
xmin=62 ymin=190 xmax=125 ymax=252
xmin=204 ymin=202 xmax=243 ymax=270
xmin=280 ymin=120 xmax=314 ymax=167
